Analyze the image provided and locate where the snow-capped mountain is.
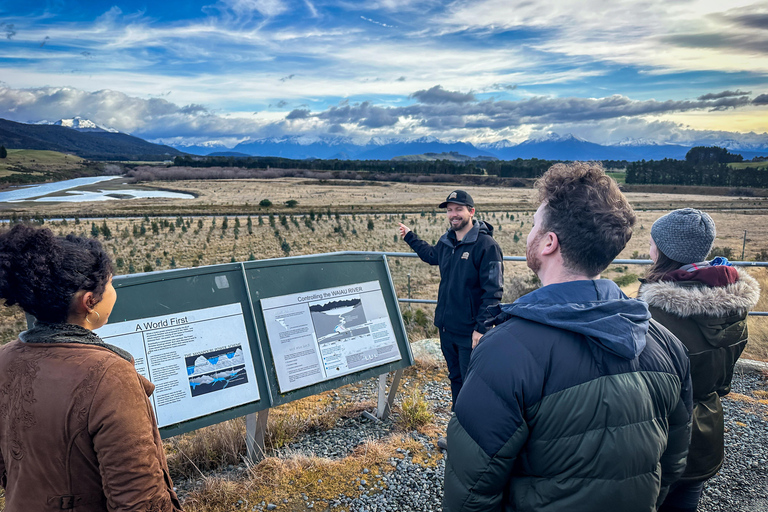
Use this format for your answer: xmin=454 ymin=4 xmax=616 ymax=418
xmin=47 ymin=117 xmax=118 ymax=133
xmin=167 ymin=132 xmax=768 ymax=162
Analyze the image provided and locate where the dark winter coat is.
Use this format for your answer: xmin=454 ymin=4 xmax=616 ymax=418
xmin=0 ymin=323 xmax=183 ymax=512
xmin=638 ymin=266 xmax=760 ymax=481
xmin=444 ymin=279 xmax=692 ymax=512
xmin=404 ymin=220 xmax=503 ymax=336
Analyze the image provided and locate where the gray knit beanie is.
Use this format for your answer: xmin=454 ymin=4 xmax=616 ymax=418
xmin=651 ymin=208 xmax=716 ymax=264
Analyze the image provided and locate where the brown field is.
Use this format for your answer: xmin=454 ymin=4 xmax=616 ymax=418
xmin=2 ymin=177 xmax=767 ymax=358
xmin=1 ymin=176 xmax=767 ymax=510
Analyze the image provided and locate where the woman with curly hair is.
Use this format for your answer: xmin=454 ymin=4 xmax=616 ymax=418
xmin=638 ymin=209 xmax=760 ymax=512
xmin=0 ymin=224 xmax=182 ymax=512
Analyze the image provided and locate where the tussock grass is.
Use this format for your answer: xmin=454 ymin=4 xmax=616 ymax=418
xmin=165 ymin=418 xmax=247 ymax=479
xmin=744 ymin=268 xmax=768 ymax=362
xmin=265 ymin=394 xmax=375 ymax=451
xmin=395 ymin=388 xmax=434 ymax=432
xmin=182 ymin=435 xmax=439 ymax=512
xmin=0 ymin=301 xmax=27 ymax=344
xmin=166 ymin=392 xmax=378 ymax=480
xmin=180 ymin=474 xmax=249 ymax=512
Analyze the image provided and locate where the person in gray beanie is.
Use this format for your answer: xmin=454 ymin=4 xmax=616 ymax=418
xmin=650 ymin=208 xmax=715 ymax=264
xmin=639 ymin=208 xmax=761 ymax=512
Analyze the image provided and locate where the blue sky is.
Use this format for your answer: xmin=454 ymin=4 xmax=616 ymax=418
xmin=0 ymin=0 xmax=767 ymax=148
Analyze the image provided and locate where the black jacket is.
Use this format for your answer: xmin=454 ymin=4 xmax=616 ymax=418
xmin=404 ymin=220 xmax=503 ymax=336
xmin=638 ymin=266 xmax=760 ymax=481
xmin=444 ymin=279 xmax=692 ymax=512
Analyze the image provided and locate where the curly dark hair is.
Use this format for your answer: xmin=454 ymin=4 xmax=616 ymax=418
xmin=535 ymin=162 xmax=636 ymax=277
xmin=0 ymin=224 xmax=114 ymax=323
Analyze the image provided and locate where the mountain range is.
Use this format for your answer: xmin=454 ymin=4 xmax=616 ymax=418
xmin=178 ymin=133 xmax=768 ymax=162
xmin=0 ymin=118 xmax=183 ymax=160
xmin=2 ymin=118 xmax=767 ymax=162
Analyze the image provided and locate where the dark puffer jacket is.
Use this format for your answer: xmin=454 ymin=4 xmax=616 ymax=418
xmin=444 ymin=279 xmax=692 ymax=512
xmin=638 ymin=266 xmax=760 ymax=481
xmin=404 ymin=220 xmax=503 ymax=336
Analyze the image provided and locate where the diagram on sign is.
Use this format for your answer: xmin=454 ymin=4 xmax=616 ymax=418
xmin=311 ymin=298 xmax=367 ymax=343
xmin=261 ymin=281 xmax=401 ymax=393
xmin=96 ymin=303 xmax=260 ymax=427
xmin=186 ymin=345 xmax=249 ymax=397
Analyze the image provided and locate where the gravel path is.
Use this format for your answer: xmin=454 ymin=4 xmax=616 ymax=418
xmin=262 ymin=365 xmax=767 ymax=512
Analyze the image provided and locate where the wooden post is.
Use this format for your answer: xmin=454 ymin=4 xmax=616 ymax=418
xmin=245 ymin=409 xmax=270 ymax=463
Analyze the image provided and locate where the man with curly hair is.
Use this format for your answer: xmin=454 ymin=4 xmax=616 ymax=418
xmin=443 ymin=163 xmax=693 ymax=512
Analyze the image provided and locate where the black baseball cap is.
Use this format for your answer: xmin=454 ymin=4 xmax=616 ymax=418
xmin=439 ymin=190 xmax=474 ymax=208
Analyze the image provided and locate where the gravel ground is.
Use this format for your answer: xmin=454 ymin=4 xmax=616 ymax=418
xmin=259 ymin=364 xmax=767 ymax=512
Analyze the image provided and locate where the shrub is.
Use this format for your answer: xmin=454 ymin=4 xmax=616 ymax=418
xmin=259 ymin=198 xmax=273 ymax=207
xmin=612 ymin=273 xmax=639 ymax=287
xmin=396 ymin=388 xmax=433 ymax=431
xmin=708 ymin=246 xmax=734 ymax=259
xmin=285 ymin=199 xmax=299 ymax=207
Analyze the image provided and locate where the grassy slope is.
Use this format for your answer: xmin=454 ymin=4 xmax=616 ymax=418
xmin=0 ymin=149 xmax=104 ymax=185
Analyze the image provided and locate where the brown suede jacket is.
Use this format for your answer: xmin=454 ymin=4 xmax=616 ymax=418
xmin=0 ymin=323 xmax=183 ymax=511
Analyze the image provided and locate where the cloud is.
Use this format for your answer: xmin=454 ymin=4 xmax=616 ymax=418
xmin=211 ymin=0 xmax=288 ymax=19
xmin=410 ymin=85 xmax=476 ymax=104
xmin=286 ymin=108 xmax=310 ymax=119
xmin=396 ymin=76 xmax=406 ymax=81
xmin=698 ymin=90 xmax=751 ymax=100
xmin=279 ymin=74 xmax=295 ymax=82
xmin=276 ymin=100 xmax=288 ymax=107
xmin=1 ymin=84 xmax=765 ymax=149
xmin=360 ymin=16 xmax=396 ymax=28
xmin=3 ymin=23 xmax=16 ymax=39
xmin=730 ymin=13 xmax=768 ymax=31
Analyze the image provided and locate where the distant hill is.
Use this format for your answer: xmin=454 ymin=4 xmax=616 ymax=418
xmin=393 ymin=151 xmax=498 ymax=162
xmin=0 ymin=118 xmax=184 ymax=161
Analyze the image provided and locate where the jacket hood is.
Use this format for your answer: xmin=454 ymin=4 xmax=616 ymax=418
xmin=638 ymin=267 xmax=760 ymax=317
xmin=499 ymin=279 xmax=651 ymax=360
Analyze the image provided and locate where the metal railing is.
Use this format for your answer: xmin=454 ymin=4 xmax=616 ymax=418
xmin=379 ymin=252 xmax=768 ymax=317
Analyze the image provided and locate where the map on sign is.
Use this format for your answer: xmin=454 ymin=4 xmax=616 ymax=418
xmin=261 ymin=280 xmax=401 ymax=393
xmin=96 ymin=303 xmax=260 ymax=427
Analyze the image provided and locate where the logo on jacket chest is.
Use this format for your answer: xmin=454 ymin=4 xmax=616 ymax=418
xmin=461 ymin=252 xmax=470 ymax=260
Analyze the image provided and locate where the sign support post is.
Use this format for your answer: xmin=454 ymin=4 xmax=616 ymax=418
xmin=375 ymin=368 xmax=404 ymax=420
xmin=245 ymin=409 xmax=270 ymax=463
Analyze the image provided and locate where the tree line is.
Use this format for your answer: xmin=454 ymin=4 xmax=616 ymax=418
xmin=172 ymin=154 xmax=566 ymax=178
xmin=626 ymin=147 xmax=768 ymax=187
xmin=173 ymin=147 xmax=767 ymax=187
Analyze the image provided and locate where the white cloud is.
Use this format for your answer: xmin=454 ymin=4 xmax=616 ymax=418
xmin=440 ymin=0 xmax=768 ymax=73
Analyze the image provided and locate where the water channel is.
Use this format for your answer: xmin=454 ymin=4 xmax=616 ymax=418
xmin=0 ymin=176 xmax=195 ymax=203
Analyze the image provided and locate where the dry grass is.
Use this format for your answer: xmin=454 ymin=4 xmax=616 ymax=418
xmin=395 ymin=388 xmax=434 ymax=432
xmin=165 ymin=418 xmax=247 ymax=479
xmin=182 ymin=434 xmax=439 ymax=512
xmin=166 ymin=391 xmax=378 ymax=480
xmin=743 ymin=268 xmax=768 ymax=362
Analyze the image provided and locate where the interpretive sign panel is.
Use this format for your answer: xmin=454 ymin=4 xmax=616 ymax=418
xmin=96 ymin=303 xmax=260 ymax=428
xmin=26 ymin=253 xmax=411 ymax=437
xmin=244 ymin=252 xmax=412 ymax=406
xmin=261 ymin=280 xmax=401 ymax=393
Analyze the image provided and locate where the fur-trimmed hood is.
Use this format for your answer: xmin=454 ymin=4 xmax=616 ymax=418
xmin=638 ymin=267 xmax=761 ymax=318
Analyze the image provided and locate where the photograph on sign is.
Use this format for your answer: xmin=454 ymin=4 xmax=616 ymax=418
xmin=261 ymin=280 xmax=401 ymax=393
xmin=96 ymin=303 xmax=260 ymax=427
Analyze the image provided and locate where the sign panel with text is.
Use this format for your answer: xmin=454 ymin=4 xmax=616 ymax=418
xmin=96 ymin=303 xmax=260 ymax=428
xmin=261 ymin=281 xmax=401 ymax=393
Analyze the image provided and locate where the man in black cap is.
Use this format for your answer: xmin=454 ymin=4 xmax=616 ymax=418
xmin=399 ymin=189 xmax=503 ymax=439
